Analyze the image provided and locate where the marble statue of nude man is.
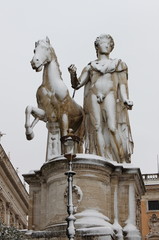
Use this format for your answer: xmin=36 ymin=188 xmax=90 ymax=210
xmin=68 ymin=34 xmax=133 ymax=163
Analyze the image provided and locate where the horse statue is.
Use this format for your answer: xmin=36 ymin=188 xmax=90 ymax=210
xmin=25 ymin=37 xmax=84 ymax=157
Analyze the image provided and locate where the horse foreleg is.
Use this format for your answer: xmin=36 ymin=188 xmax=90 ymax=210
xmin=25 ymin=117 xmax=40 ymax=140
xmin=25 ymin=105 xmax=45 ymax=140
xmin=30 ymin=117 xmax=39 ymax=129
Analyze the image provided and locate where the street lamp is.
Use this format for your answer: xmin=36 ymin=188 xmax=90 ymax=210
xmin=61 ymin=129 xmax=80 ymax=240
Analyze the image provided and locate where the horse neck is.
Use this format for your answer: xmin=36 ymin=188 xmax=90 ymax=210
xmin=43 ymin=57 xmax=63 ymax=87
xmin=42 ymin=50 xmax=68 ymax=99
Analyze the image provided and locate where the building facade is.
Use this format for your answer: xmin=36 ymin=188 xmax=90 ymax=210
xmin=0 ymin=144 xmax=29 ymax=229
xmin=141 ymin=173 xmax=159 ymax=239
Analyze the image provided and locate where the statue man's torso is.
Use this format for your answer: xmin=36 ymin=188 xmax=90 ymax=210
xmin=87 ymin=58 xmax=121 ymax=98
xmin=89 ymin=60 xmax=114 ymax=97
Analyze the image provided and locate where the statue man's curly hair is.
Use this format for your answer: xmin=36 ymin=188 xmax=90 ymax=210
xmin=94 ymin=34 xmax=114 ymax=56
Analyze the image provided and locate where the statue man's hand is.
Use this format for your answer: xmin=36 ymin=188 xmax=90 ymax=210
xmin=68 ymin=64 xmax=79 ymax=89
xmin=68 ymin=64 xmax=77 ymax=75
xmin=124 ymin=100 xmax=133 ymax=110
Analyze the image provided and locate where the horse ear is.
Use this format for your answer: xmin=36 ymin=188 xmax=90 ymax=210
xmin=46 ymin=36 xmax=50 ymax=44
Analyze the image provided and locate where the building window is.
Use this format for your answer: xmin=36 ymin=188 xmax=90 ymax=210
xmin=148 ymin=200 xmax=159 ymax=211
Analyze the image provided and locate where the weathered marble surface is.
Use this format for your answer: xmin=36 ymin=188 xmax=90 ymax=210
xmin=68 ymin=34 xmax=133 ymax=163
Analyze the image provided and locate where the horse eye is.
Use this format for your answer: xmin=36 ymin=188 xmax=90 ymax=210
xmin=33 ymin=49 xmax=36 ymax=54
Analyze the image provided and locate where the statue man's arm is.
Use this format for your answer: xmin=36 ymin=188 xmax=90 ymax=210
xmin=68 ymin=64 xmax=90 ymax=90
xmin=118 ymin=70 xmax=133 ymax=110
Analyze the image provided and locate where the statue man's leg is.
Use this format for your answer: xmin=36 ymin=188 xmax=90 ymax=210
xmin=89 ymin=94 xmax=105 ymax=157
xmin=104 ymin=92 xmax=124 ymax=162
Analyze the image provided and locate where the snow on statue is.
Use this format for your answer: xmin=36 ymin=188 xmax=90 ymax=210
xmin=68 ymin=34 xmax=133 ymax=163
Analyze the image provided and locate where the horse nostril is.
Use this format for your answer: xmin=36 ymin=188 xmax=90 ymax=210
xmin=36 ymin=59 xmax=39 ymax=62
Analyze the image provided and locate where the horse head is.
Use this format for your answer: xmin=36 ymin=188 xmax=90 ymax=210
xmin=31 ymin=36 xmax=53 ymax=72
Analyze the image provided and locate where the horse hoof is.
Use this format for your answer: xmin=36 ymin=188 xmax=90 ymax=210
xmin=26 ymin=132 xmax=34 ymax=140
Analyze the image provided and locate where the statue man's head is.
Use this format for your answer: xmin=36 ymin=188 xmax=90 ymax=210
xmin=94 ymin=34 xmax=114 ymax=56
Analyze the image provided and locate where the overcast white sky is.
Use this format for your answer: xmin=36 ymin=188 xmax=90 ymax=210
xmin=0 ymin=0 xmax=159 ymax=180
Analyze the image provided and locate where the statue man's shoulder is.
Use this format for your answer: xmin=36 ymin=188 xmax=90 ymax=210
xmin=114 ymin=59 xmax=128 ymax=72
xmin=89 ymin=59 xmax=127 ymax=70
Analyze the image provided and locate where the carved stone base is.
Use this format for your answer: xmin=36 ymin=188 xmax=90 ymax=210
xmin=46 ymin=122 xmax=61 ymax=161
xmin=23 ymin=154 xmax=145 ymax=240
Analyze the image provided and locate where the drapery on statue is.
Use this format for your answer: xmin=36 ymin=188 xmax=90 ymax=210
xmin=68 ymin=34 xmax=133 ymax=163
xmin=25 ymin=37 xmax=84 ymax=154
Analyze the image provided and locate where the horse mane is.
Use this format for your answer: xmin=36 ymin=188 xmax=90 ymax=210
xmin=37 ymin=40 xmax=63 ymax=80
xmin=50 ymin=46 xmax=63 ymax=80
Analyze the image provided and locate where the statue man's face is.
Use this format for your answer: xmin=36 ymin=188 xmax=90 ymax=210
xmin=97 ymin=38 xmax=112 ymax=55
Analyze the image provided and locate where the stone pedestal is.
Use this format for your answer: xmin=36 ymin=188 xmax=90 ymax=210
xmin=46 ymin=122 xmax=61 ymax=161
xmin=23 ymin=154 xmax=145 ymax=240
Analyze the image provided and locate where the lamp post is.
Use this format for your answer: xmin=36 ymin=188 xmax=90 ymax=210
xmin=61 ymin=129 xmax=80 ymax=240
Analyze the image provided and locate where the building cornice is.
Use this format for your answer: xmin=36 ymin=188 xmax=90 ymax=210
xmin=0 ymin=144 xmax=29 ymax=210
